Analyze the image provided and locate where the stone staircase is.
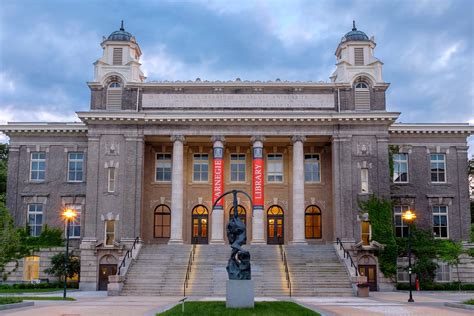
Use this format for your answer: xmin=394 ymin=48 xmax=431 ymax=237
xmin=284 ymin=244 xmax=353 ymax=296
xmin=186 ymin=245 xmax=289 ymax=296
xmin=121 ymin=244 xmax=191 ymax=296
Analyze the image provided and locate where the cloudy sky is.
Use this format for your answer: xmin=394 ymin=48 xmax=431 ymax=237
xmin=0 ymin=0 xmax=473 ymax=155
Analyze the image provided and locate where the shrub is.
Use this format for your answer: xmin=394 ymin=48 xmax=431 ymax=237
xmin=0 ymin=297 xmax=23 ymax=305
xmin=396 ymin=282 xmax=474 ymax=291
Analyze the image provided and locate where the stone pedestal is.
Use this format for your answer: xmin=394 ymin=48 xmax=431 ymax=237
xmin=226 ymin=280 xmax=254 ymax=308
xmin=107 ymin=275 xmax=125 ymax=296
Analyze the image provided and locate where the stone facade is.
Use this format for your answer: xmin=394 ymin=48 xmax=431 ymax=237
xmin=1 ymin=23 xmax=473 ymax=290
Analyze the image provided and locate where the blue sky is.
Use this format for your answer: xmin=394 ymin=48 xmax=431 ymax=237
xmin=0 ymin=0 xmax=473 ymax=155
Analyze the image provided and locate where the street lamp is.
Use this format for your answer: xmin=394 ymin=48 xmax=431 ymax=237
xmin=402 ymin=210 xmax=416 ymax=303
xmin=61 ymin=208 xmax=77 ymax=299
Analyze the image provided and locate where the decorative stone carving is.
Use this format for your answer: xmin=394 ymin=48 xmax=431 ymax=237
xmin=106 ymin=142 xmax=120 ymax=156
xmin=291 ymin=135 xmax=307 ymax=143
xmin=170 ymin=135 xmax=185 ymax=143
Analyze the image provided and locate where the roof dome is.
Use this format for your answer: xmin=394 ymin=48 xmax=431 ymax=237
xmin=107 ymin=21 xmax=134 ymax=42
xmin=342 ymin=21 xmax=369 ymax=42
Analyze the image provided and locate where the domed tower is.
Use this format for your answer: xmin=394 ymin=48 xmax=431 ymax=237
xmin=330 ymin=21 xmax=387 ymax=111
xmin=90 ymin=22 xmax=145 ymax=110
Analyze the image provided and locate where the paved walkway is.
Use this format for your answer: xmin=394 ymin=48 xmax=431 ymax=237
xmin=0 ymin=291 xmax=472 ymax=315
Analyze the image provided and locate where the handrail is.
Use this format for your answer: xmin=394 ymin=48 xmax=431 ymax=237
xmin=336 ymin=237 xmax=358 ymax=276
xmin=183 ymin=244 xmax=196 ymax=296
xmin=117 ymin=236 xmax=140 ymax=275
xmin=279 ymin=245 xmax=292 ymax=297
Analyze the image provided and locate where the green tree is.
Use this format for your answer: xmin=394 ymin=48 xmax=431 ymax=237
xmin=438 ymin=240 xmax=464 ymax=291
xmin=0 ymin=195 xmax=21 ymax=274
xmin=359 ymin=195 xmax=398 ymax=277
xmin=0 ymin=143 xmax=7 ymax=195
xmin=44 ymin=253 xmax=80 ymax=281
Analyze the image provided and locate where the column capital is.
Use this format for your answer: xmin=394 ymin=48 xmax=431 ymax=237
xmin=170 ymin=135 xmax=186 ymax=143
xmin=211 ymin=135 xmax=226 ymax=145
xmin=291 ymin=135 xmax=307 ymax=143
xmin=251 ymin=135 xmax=266 ymax=145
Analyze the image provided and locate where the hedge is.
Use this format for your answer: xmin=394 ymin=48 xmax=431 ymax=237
xmin=396 ymin=282 xmax=474 ymax=291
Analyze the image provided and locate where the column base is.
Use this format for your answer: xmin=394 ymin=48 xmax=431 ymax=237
xmin=289 ymin=240 xmax=307 ymax=245
xmin=209 ymin=240 xmax=225 ymax=245
xmin=250 ymin=239 xmax=266 ymax=245
xmin=168 ymin=239 xmax=184 ymax=245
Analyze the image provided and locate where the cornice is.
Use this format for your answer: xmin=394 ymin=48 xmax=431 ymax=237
xmin=389 ymin=123 xmax=474 ymax=135
xmin=0 ymin=122 xmax=88 ymax=136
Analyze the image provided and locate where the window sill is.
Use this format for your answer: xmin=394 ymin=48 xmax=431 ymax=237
xmin=28 ymin=180 xmax=46 ymax=184
xmin=152 ymin=181 xmax=172 ymax=185
xmin=67 ymin=181 xmax=84 ymax=184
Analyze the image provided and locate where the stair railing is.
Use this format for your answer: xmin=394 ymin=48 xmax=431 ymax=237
xmin=336 ymin=237 xmax=358 ymax=276
xmin=117 ymin=236 xmax=140 ymax=275
xmin=183 ymin=244 xmax=196 ymax=296
xmin=279 ymin=245 xmax=292 ymax=297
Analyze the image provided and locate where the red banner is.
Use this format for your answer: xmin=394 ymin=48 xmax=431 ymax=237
xmin=212 ymin=147 xmax=224 ymax=207
xmin=252 ymin=148 xmax=264 ymax=207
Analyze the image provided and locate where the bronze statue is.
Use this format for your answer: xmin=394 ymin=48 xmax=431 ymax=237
xmin=212 ymin=190 xmax=252 ymax=280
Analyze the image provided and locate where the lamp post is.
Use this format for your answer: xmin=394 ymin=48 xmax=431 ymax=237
xmin=61 ymin=208 xmax=77 ymax=299
xmin=402 ymin=210 xmax=416 ymax=303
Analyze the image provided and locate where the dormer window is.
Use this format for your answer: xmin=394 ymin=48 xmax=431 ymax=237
xmin=113 ymin=48 xmax=123 ymax=65
xmin=106 ymin=81 xmax=122 ymax=110
xmin=354 ymin=81 xmax=370 ymax=110
xmin=354 ymin=47 xmax=364 ymax=65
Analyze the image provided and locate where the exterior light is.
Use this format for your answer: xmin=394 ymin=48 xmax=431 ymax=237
xmin=62 ymin=208 xmax=77 ymax=220
xmin=402 ymin=210 xmax=416 ymax=222
xmin=61 ymin=208 xmax=77 ymax=299
xmin=402 ymin=209 xmax=416 ymax=303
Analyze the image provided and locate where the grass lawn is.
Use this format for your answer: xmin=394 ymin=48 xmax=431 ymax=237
xmin=158 ymin=301 xmax=319 ymax=316
xmin=0 ymin=297 xmax=23 ymax=305
xmin=0 ymin=288 xmax=65 ymax=294
xmin=462 ymin=299 xmax=474 ymax=305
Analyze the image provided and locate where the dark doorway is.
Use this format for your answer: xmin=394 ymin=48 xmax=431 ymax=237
xmin=358 ymin=265 xmax=377 ymax=291
xmin=191 ymin=205 xmax=209 ymax=244
xmin=267 ymin=205 xmax=284 ymax=244
xmin=98 ymin=264 xmax=117 ymax=291
xmin=229 ymin=205 xmax=247 ymax=244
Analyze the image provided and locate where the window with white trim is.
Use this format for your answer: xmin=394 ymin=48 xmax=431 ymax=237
xmin=354 ymin=82 xmax=370 ymax=110
xmin=360 ymin=168 xmax=369 ymax=193
xmin=435 ymin=261 xmax=451 ymax=282
xmin=65 ymin=204 xmax=81 ymax=238
xmin=30 ymin=152 xmax=46 ymax=181
xmin=230 ymin=154 xmax=246 ymax=182
xmin=432 ymin=205 xmax=448 ymax=238
xmin=105 ymin=220 xmax=115 ymax=246
xmin=304 ymin=154 xmax=321 ymax=183
xmin=396 ymin=257 xmax=409 ymax=283
xmin=393 ymin=205 xmax=410 ymax=237
xmin=155 ymin=153 xmax=172 ymax=182
xmin=27 ymin=204 xmax=43 ymax=237
xmin=106 ymin=82 xmax=122 ymax=110
xmin=193 ymin=154 xmax=209 ymax=182
xmin=430 ymin=154 xmax=446 ymax=183
xmin=393 ymin=153 xmax=408 ymax=183
xmin=267 ymin=154 xmax=283 ymax=183
xmin=68 ymin=152 xmax=84 ymax=182
xmin=108 ymin=167 xmax=116 ymax=192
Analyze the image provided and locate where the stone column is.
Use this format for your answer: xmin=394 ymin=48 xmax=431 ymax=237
xmin=210 ymin=136 xmax=225 ymax=244
xmin=291 ymin=135 xmax=307 ymax=244
xmin=168 ymin=135 xmax=185 ymax=244
xmin=251 ymin=136 xmax=266 ymax=244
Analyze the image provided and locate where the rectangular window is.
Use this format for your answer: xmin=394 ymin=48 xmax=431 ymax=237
xmin=354 ymin=47 xmax=364 ymax=65
xmin=155 ymin=153 xmax=172 ymax=182
xmin=27 ymin=204 xmax=43 ymax=237
xmin=112 ymin=47 xmax=123 ymax=65
xmin=23 ymin=256 xmax=40 ymax=281
xmin=108 ymin=167 xmax=116 ymax=192
xmin=360 ymin=168 xmax=369 ymax=193
xmin=393 ymin=205 xmax=410 ymax=237
xmin=433 ymin=205 xmax=448 ymax=238
xmin=65 ymin=205 xmax=81 ymax=238
xmin=68 ymin=152 xmax=84 ymax=182
xmin=393 ymin=153 xmax=408 ymax=183
xmin=267 ymin=154 xmax=283 ymax=183
xmin=430 ymin=154 xmax=446 ymax=182
xmin=30 ymin=152 xmax=46 ymax=181
xmin=193 ymin=154 xmax=209 ymax=182
xmin=105 ymin=220 xmax=115 ymax=246
xmin=304 ymin=154 xmax=321 ymax=183
xmin=230 ymin=154 xmax=246 ymax=182
xmin=435 ymin=261 xmax=451 ymax=282
xmin=361 ymin=221 xmax=370 ymax=245
xmin=396 ymin=257 xmax=409 ymax=283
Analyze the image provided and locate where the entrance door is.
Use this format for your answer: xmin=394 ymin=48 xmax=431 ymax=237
xmin=98 ymin=264 xmax=117 ymax=291
xmin=191 ymin=205 xmax=209 ymax=244
xmin=267 ymin=205 xmax=284 ymax=244
xmin=358 ymin=265 xmax=377 ymax=291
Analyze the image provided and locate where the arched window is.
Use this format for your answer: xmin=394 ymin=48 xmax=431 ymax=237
xmin=267 ymin=205 xmax=284 ymax=215
xmin=229 ymin=205 xmax=247 ymax=225
xmin=106 ymin=81 xmax=122 ymax=110
xmin=305 ymin=205 xmax=321 ymax=239
xmin=354 ymin=81 xmax=370 ymax=110
xmin=192 ymin=205 xmax=209 ymax=244
xmin=154 ymin=205 xmax=171 ymax=238
xmin=267 ymin=205 xmax=284 ymax=244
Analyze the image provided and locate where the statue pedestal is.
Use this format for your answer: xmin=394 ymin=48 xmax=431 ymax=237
xmin=226 ymin=280 xmax=254 ymax=308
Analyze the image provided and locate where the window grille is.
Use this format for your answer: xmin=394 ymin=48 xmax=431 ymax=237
xmin=355 ymin=82 xmax=370 ymax=110
xmin=113 ymin=48 xmax=123 ymax=65
xmin=106 ymin=82 xmax=122 ymax=110
xmin=354 ymin=48 xmax=364 ymax=65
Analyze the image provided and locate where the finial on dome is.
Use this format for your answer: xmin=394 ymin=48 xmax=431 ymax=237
xmin=352 ymin=20 xmax=357 ymax=31
xmin=120 ymin=20 xmax=124 ymax=31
